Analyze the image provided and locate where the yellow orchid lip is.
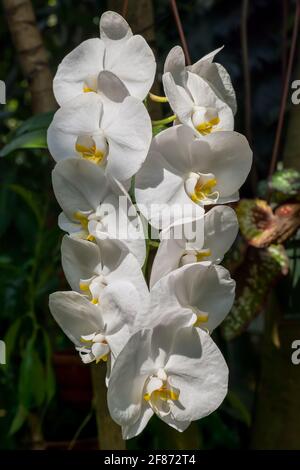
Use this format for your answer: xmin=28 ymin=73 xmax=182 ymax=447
xmin=83 ymin=86 xmax=95 ymax=93
xmin=195 ymin=116 xmax=220 ymax=135
xmin=196 ymin=248 xmax=212 ymax=261
xmin=193 ymin=312 xmax=209 ymax=327
xmin=96 ymin=353 xmax=108 ymax=364
xmin=144 ymin=386 xmax=179 ymax=403
xmin=185 ymin=172 xmax=219 ymax=205
xmin=72 ymin=212 xmax=96 ymax=242
xmin=79 ymin=282 xmax=90 ymax=291
xmin=75 ymin=142 xmax=105 ymax=165
xmin=73 ymin=211 xmax=89 ymax=229
xmin=192 ymin=177 xmax=218 ymax=202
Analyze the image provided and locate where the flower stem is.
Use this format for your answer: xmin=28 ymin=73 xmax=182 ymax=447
xmin=149 ymin=92 xmax=169 ymax=103
xmin=152 ymin=115 xmax=177 ymax=126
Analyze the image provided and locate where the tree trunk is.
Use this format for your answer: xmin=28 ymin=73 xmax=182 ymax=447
xmin=2 ymin=0 xmax=57 ymax=113
xmin=91 ymin=363 xmax=125 ymax=450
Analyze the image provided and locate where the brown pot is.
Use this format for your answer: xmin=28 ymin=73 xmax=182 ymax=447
xmin=53 ymin=350 xmax=93 ymax=407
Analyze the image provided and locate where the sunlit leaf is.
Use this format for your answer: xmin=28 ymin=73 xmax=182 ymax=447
xmin=270 ymin=168 xmax=300 ymax=198
xmin=15 ymin=111 xmax=54 ymax=136
xmin=0 ymin=129 xmax=47 ymax=157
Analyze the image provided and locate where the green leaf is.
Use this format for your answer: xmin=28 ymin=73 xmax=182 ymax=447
xmin=18 ymin=338 xmax=46 ymax=409
xmin=9 ymin=405 xmax=28 ymax=435
xmin=226 ymin=391 xmax=251 ymax=426
xmin=4 ymin=317 xmax=24 ymax=363
xmin=0 ymin=129 xmax=47 ymax=157
xmin=15 ymin=112 xmax=54 ymax=136
xmin=42 ymin=330 xmax=56 ymax=404
xmin=9 ymin=184 xmax=43 ymax=226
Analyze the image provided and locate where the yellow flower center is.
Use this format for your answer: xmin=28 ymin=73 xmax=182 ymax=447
xmin=144 ymin=385 xmax=179 ymax=402
xmin=75 ymin=142 xmax=105 ymax=165
xmin=73 ymin=212 xmax=96 ymax=242
xmin=83 ymin=86 xmax=95 ymax=93
xmin=196 ymin=248 xmax=212 ymax=261
xmin=193 ymin=312 xmax=209 ymax=327
xmin=195 ymin=116 xmax=220 ymax=135
xmin=73 ymin=211 xmax=88 ymax=229
xmin=191 ymin=178 xmax=218 ymax=203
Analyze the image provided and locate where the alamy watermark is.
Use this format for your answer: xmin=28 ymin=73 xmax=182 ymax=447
xmin=291 ymin=80 xmax=300 ymax=104
xmin=0 ymin=340 xmax=6 ymax=365
xmin=291 ymin=340 xmax=300 ymax=365
xmin=0 ymin=80 xmax=6 ymax=105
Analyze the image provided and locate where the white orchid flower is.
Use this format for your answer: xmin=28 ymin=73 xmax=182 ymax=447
xmin=61 ymin=235 xmax=149 ymax=306
xmin=47 ymin=80 xmax=152 ymax=182
xmin=53 ymin=10 xmax=156 ymax=105
xmin=164 ymin=45 xmax=237 ymax=115
xmin=150 ymin=205 xmax=238 ymax=287
xmin=135 ymin=125 xmax=252 ymax=229
xmin=148 ymin=261 xmax=235 ymax=334
xmin=107 ymin=320 xmax=228 ymax=439
xmin=163 ymin=70 xmax=234 ymax=137
xmin=52 ymin=158 xmax=146 ymax=266
xmin=48 ymin=284 xmax=139 ymax=380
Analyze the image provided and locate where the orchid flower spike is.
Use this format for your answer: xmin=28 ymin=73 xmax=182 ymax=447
xmin=48 ymin=76 xmax=152 ymax=183
xmin=135 ymin=125 xmax=252 ymax=229
xmin=52 ymin=158 xmax=146 ymax=266
xmin=53 ymin=10 xmax=156 ymax=105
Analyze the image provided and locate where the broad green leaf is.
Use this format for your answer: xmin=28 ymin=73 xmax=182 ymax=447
xmin=0 ymin=129 xmax=47 ymax=157
xmin=9 ymin=405 xmax=28 ymax=435
xmin=15 ymin=111 xmax=54 ymax=136
xmin=9 ymin=184 xmax=43 ymax=226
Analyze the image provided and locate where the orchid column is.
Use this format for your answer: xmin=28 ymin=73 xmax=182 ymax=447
xmin=47 ymin=11 xmax=252 ymax=448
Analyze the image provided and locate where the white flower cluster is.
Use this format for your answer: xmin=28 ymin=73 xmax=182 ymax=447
xmin=48 ymin=11 xmax=252 ymax=440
